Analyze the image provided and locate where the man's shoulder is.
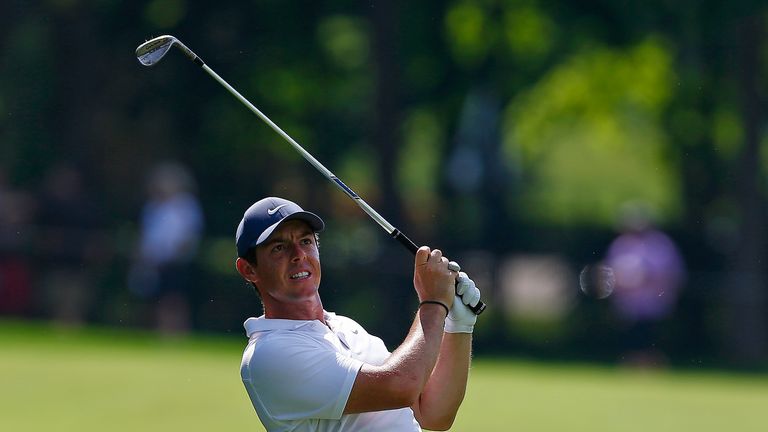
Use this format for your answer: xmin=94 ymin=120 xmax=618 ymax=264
xmin=243 ymin=329 xmax=329 ymax=375
xmin=327 ymin=313 xmax=367 ymax=332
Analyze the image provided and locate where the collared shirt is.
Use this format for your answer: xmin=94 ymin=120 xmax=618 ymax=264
xmin=241 ymin=311 xmax=421 ymax=431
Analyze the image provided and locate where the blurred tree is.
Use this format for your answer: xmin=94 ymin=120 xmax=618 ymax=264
xmin=503 ymin=38 xmax=680 ymax=227
xmin=368 ymin=0 xmax=404 ymax=226
xmin=723 ymin=13 xmax=767 ymax=365
xmin=0 ymin=3 xmax=55 ymax=184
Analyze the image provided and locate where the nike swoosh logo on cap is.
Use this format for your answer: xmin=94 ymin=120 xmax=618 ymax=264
xmin=267 ymin=204 xmax=289 ymax=215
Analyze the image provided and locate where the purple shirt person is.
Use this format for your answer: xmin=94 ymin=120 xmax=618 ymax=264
xmin=604 ymin=205 xmax=685 ymax=365
xmin=606 ymin=227 xmax=684 ymax=323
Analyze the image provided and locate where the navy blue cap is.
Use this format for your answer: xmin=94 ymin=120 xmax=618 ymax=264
xmin=236 ymin=197 xmax=324 ymax=257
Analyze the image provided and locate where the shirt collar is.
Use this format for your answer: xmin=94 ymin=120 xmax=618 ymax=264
xmin=243 ymin=311 xmax=337 ymax=337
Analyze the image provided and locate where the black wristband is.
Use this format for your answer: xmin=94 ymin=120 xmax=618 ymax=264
xmin=419 ymin=300 xmax=450 ymax=317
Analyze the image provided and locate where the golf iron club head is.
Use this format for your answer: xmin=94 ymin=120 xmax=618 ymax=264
xmin=136 ymin=35 xmax=199 ymax=66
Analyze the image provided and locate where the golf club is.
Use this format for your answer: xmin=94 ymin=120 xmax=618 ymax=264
xmin=135 ymin=35 xmax=486 ymax=315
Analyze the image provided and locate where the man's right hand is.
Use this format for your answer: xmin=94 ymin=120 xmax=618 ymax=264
xmin=414 ymin=246 xmax=457 ymax=311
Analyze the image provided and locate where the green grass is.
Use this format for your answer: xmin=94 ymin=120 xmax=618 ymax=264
xmin=1 ymin=320 xmax=766 ymax=431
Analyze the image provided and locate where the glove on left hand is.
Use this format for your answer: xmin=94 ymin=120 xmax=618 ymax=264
xmin=445 ymin=272 xmax=480 ymax=333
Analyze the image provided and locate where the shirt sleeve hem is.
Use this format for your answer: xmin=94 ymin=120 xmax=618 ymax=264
xmin=329 ymin=359 xmax=364 ymax=419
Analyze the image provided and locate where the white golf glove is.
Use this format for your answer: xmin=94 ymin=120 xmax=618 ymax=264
xmin=444 ymin=272 xmax=480 ymax=333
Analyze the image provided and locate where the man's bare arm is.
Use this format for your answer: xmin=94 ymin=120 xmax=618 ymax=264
xmin=344 ymin=246 xmax=456 ymax=414
xmin=344 ymin=305 xmax=447 ymax=413
xmin=411 ymin=332 xmax=472 ymax=430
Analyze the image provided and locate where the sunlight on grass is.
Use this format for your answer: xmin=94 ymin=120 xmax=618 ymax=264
xmin=1 ymin=321 xmax=766 ymax=432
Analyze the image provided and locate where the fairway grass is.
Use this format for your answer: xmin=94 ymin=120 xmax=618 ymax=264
xmin=1 ymin=320 xmax=766 ymax=431
xmin=457 ymin=360 xmax=767 ymax=431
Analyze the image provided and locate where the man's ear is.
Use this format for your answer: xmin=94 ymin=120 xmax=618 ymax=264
xmin=236 ymin=257 xmax=258 ymax=283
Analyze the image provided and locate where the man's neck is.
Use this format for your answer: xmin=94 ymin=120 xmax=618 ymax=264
xmin=263 ymin=297 xmax=325 ymax=323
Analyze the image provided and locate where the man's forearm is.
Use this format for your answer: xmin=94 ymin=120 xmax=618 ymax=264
xmin=391 ymin=305 xmax=449 ymax=390
xmin=344 ymin=305 xmax=447 ymax=413
xmin=413 ymin=332 xmax=472 ymax=430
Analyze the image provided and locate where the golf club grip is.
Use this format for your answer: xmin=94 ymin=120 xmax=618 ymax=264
xmin=391 ymin=229 xmax=487 ymax=315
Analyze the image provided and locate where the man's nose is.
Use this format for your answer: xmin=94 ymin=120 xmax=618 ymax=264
xmin=290 ymin=242 xmax=306 ymax=262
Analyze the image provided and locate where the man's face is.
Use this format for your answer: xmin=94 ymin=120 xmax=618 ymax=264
xmin=250 ymin=219 xmax=321 ymax=304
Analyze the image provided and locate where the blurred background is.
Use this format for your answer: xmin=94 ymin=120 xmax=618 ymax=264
xmin=1 ymin=0 xmax=768 ymax=373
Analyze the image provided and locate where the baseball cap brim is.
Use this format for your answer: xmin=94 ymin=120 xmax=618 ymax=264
xmin=236 ymin=197 xmax=326 ymax=258
xmin=237 ymin=211 xmax=324 ymax=257
xmin=254 ymin=211 xmax=324 ymax=247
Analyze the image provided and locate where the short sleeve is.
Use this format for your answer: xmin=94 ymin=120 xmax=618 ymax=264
xmin=242 ymin=332 xmax=363 ymax=421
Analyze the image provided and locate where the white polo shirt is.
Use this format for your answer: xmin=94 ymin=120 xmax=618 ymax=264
xmin=240 ymin=311 xmax=421 ymax=432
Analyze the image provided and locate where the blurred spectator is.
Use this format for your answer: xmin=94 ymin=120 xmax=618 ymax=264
xmin=35 ymin=162 xmax=104 ymax=325
xmin=128 ymin=162 xmax=203 ymax=335
xmin=0 ymin=168 xmax=34 ymax=315
xmin=605 ymin=203 xmax=685 ymax=366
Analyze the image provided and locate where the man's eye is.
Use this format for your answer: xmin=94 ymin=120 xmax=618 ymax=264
xmin=301 ymin=238 xmax=313 ymax=245
xmin=272 ymin=244 xmax=284 ymax=252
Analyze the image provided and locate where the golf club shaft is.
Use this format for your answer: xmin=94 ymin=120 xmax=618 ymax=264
xmin=201 ymin=66 xmax=396 ymax=233
xmin=195 ymin=52 xmax=486 ymax=315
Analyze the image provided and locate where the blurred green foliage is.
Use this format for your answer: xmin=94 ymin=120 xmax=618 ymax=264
xmin=398 ymin=108 xmax=444 ymax=214
xmin=505 ymin=38 xmax=680 ymax=226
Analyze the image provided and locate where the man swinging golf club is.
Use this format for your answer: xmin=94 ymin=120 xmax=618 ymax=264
xmin=235 ymin=197 xmax=481 ymax=431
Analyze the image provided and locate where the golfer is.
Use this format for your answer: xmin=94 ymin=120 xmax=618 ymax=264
xmin=235 ymin=197 xmax=481 ymax=431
